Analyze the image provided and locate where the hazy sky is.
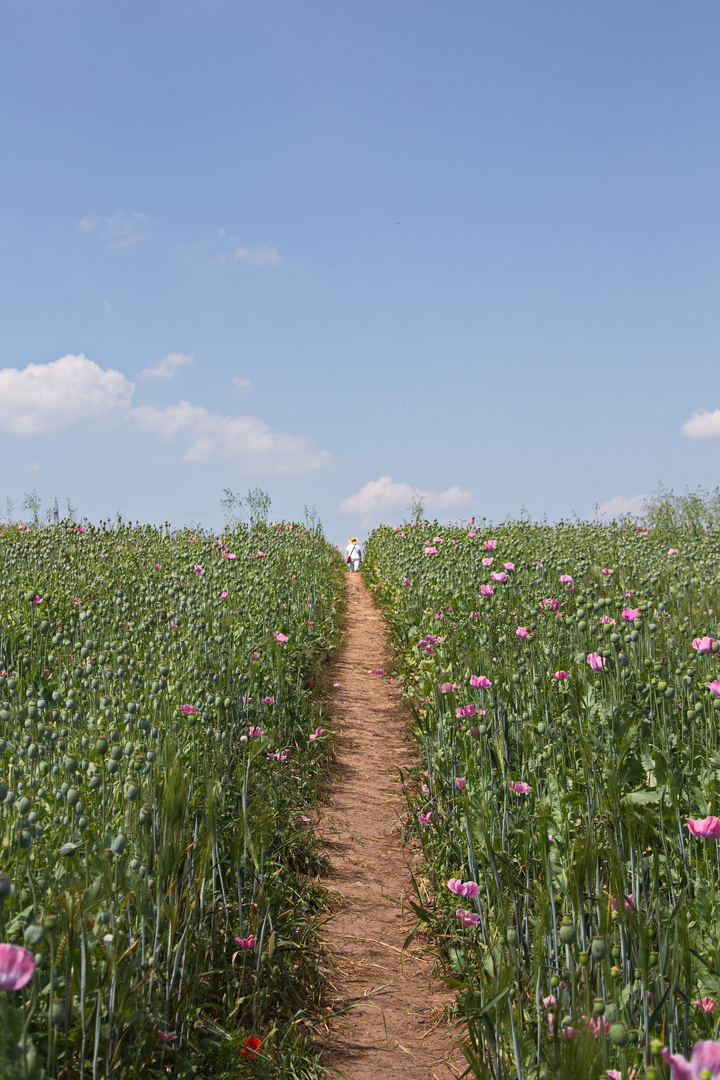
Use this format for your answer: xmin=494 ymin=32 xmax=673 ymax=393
xmin=2 ymin=1 xmax=720 ymax=546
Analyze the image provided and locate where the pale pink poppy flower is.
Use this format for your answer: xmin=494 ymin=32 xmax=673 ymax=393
xmin=600 ymin=615 xmax=615 ymax=625
xmin=668 ymin=548 xmax=678 ymax=555
xmin=257 ymin=551 xmax=265 ymax=557
xmin=611 ymin=894 xmax=635 ymax=912
xmin=447 ymin=878 xmax=480 ymax=898
xmin=536 ymin=561 xmax=544 ymax=567
xmin=455 ymin=777 xmax=466 ymax=789
xmin=273 ymin=632 xmax=288 ymax=642
xmin=491 ymin=572 xmax=507 ymax=583
xmin=225 ymin=552 xmax=237 ymax=560
xmin=516 ymin=626 xmax=529 ymax=639
xmin=509 ymin=781 xmax=531 ymax=794
xmin=423 ymin=546 xmax=437 ymax=556
xmin=262 ymin=697 xmax=274 ymax=705
xmin=687 ymin=816 xmax=720 ymax=839
xmin=181 ymin=704 xmax=196 ymax=714
xmin=482 ymin=556 xmax=494 ymax=566
xmin=662 ymin=1042 xmax=720 ymax=1079
xmin=694 ymin=997 xmax=715 ymax=1013
xmin=251 ymin=651 xmax=260 ymax=659
xmin=587 ymin=653 xmax=606 ymax=672
xmin=248 ymin=726 xmax=263 ymax=738
xmin=456 ymin=909 xmax=481 ymax=926
xmin=622 ymin=607 xmax=640 ymax=622
xmin=333 ymin=683 xmax=341 ymax=688
xmin=309 ymin=728 xmax=325 ymax=740
xmin=553 ymin=671 xmax=568 ymax=680
xmin=547 ymin=1013 xmax=576 ymax=1038
xmin=542 ymin=994 xmax=556 ymax=1007
xmin=693 ymin=637 xmax=715 ymax=653
xmin=439 ymin=683 xmax=455 ymax=692
xmin=480 ymin=584 xmax=494 ymax=597
xmin=503 ymin=562 xmax=515 ymax=571
xmin=584 ymin=1016 xmax=611 ymax=1038
xmin=0 ymin=944 xmax=35 ymax=991
xmin=470 ymin=675 xmax=492 ymax=689
xmin=456 ymin=704 xmax=476 ymax=718
xmin=560 ymin=574 xmax=574 ymax=589
xmin=194 ymin=564 xmax=203 ymax=575
xmin=484 ymin=540 xmax=497 ymax=551
xmin=433 ymin=536 xmax=442 ymax=542
xmin=421 ymin=783 xmax=430 ymax=793
xmin=625 ymin=590 xmax=634 ymax=597
xmin=235 ymin=935 xmax=257 ymax=949
xmin=418 ymin=812 xmax=433 ymax=825
xmin=601 ymin=568 xmax=612 ymax=575
xmin=268 ymin=749 xmax=289 ymax=761
xmin=541 ymin=598 xmax=559 ymax=611
xmin=220 ymin=591 xmax=228 ymax=599
xmin=709 ymin=680 xmax=720 ymax=696
xmin=469 ymin=611 xmax=481 ymax=618
xmin=157 ymin=1030 xmax=177 ymax=1043
xmin=467 ymin=531 xmax=477 ymax=538
xmin=605 ymin=1067 xmax=636 ymax=1078
xmin=154 ymin=563 xmax=161 ymax=570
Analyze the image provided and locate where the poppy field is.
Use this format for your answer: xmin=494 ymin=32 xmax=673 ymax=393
xmin=0 ymin=519 xmax=342 ymax=1079
xmin=363 ymin=509 xmax=720 ymax=1079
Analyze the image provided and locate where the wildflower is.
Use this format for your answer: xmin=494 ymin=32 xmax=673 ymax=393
xmin=548 ymin=1013 xmax=576 ymax=1038
xmin=402 ymin=577 xmax=411 ymax=585
xmin=157 ymin=1030 xmax=177 ymax=1043
xmin=257 ymin=551 xmax=265 ymax=557
xmin=309 ymin=727 xmax=325 ymax=740
xmin=695 ymin=998 xmax=715 ymax=1013
xmin=503 ymin=562 xmax=515 ymax=571
xmin=586 ymin=652 xmax=606 ymax=672
xmin=194 ymin=564 xmax=203 ymax=575
xmin=606 ymin=1071 xmax=635 ymax=1079
xmin=268 ymin=749 xmax=289 ymax=761
xmin=584 ymin=1015 xmax=611 ymax=1037
xmin=456 ymin=704 xmax=476 ymax=718
xmin=418 ymin=812 xmax=433 ymax=825
xmin=560 ymin=574 xmax=574 ymax=589
xmin=600 ymin=615 xmax=616 ymax=625
xmin=423 ymin=546 xmax=437 ymax=556
xmin=456 ymin=909 xmax=481 ymax=926
xmin=439 ymin=682 xmax=455 ymax=692
xmin=235 ymin=935 xmax=257 ymax=949
xmin=482 ymin=556 xmax=494 ymax=566
xmin=662 ymin=1041 xmax=720 ymax=1078
xmin=541 ymin=598 xmax=559 ymax=611
xmin=509 ymin=781 xmax=531 ymax=794
xmin=273 ymin=632 xmax=288 ymax=643
xmin=368 ymin=668 xmax=384 ymax=674
xmin=610 ymin=894 xmax=635 ymax=911
xmin=221 ymin=591 xmax=229 ymax=599
xmin=707 ymin=680 xmax=720 ymax=696
xmin=447 ymin=878 xmax=480 ymax=897
xmin=238 ymin=1035 xmax=262 ymax=1059
xmin=154 ymin=563 xmax=161 ymax=570
xmin=622 ymin=607 xmax=640 ymax=622
xmin=491 ymin=572 xmax=507 ymax=583
xmin=470 ymin=674 xmax=492 ymax=689
xmin=694 ymin=637 xmax=715 ymax=653
xmin=601 ymin=568 xmax=612 ymax=575
xmin=248 ymin=726 xmax=263 ymax=738
xmin=686 ymin=816 xmax=720 ymax=839
xmin=553 ymin=671 xmax=568 ymax=680
xmin=542 ymin=994 xmax=556 ymax=1007
xmin=516 ymin=626 xmax=529 ymax=639
xmin=180 ymin=704 xmax=196 ymax=715
xmin=484 ymin=540 xmax=496 ymax=551
xmin=0 ymin=944 xmax=35 ymax=991
xmin=536 ymin=560 xmax=544 ymax=567
xmin=467 ymin=531 xmax=477 ymax=538
xmin=480 ymin=584 xmax=494 ymax=597
xmin=668 ymin=547 xmax=679 ymax=555
xmin=455 ymin=777 xmax=466 ymax=790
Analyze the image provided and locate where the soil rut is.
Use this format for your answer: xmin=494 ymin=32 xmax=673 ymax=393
xmin=318 ymin=574 xmax=463 ymax=1079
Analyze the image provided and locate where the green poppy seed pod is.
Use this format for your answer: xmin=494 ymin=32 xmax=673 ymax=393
xmin=645 ymin=1069 xmax=659 ymax=1080
xmin=24 ymin=922 xmax=45 ymax=946
xmin=559 ymin=918 xmax=577 ymax=945
xmin=604 ymin=1002 xmax=619 ymax=1023
xmin=610 ymin=965 xmax=622 ymax=980
xmin=550 ymin=975 xmax=560 ymax=988
xmin=650 ymin=1038 xmax=664 ymax=1056
xmin=608 ymin=1022 xmax=628 ymax=1046
xmin=592 ymin=998 xmax=605 ymax=1017
xmin=111 ymin=833 xmax=127 ymax=855
xmin=43 ymin=915 xmax=58 ymax=930
xmin=50 ymin=1001 xmax=66 ymax=1026
xmin=591 ymin=937 xmax=607 ymax=960
xmin=65 ymin=788 xmax=79 ymax=806
xmin=578 ymin=951 xmax=589 ymax=965
xmin=125 ymin=783 xmax=140 ymax=801
xmin=506 ymin=927 xmax=519 ymax=946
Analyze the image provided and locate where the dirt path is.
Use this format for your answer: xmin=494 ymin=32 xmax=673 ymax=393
xmin=318 ymin=573 xmax=464 ymax=1080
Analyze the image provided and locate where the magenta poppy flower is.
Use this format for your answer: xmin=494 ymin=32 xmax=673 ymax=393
xmin=553 ymin=671 xmax=568 ymax=680
xmin=418 ymin=812 xmax=433 ymax=825
xmin=586 ymin=652 xmax=606 ymax=672
xmin=541 ymin=598 xmax=559 ymax=611
xmin=0 ymin=944 xmax=35 ymax=991
xmin=439 ymin=682 xmax=454 ymax=692
xmin=480 ymin=584 xmax=494 ymax=597
xmin=695 ymin=998 xmax=715 ymax=1013
xmin=262 ymin=696 xmax=274 ymax=705
xmin=693 ymin=637 xmax=715 ymax=653
xmin=235 ymin=935 xmax=257 ymax=949
xmin=662 ymin=1041 xmax=720 ymax=1079
xmin=687 ymin=816 xmax=720 ymax=839
xmin=560 ymin=574 xmax=574 ymax=585
xmin=309 ymin=727 xmax=325 ymax=740
xmin=491 ymin=572 xmax=507 ymax=583
xmin=668 ymin=548 xmax=678 ymax=555
xmin=484 ymin=540 xmax=496 ymax=551
xmin=509 ymin=781 xmax=531 ymax=794
xmin=455 ymin=777 xmax=466 ymax=790
xmin=220 ymin=591 xmax=229 ymax=599
xmin=601 ymin=568 xmax=612 ymax=575
xmin=180 ymin=704 xmax=196 ymax=714
xmin=467 ymin=531 xmax=477 ymax=538
xmin=516 ymin=626 xmax=529 ymax=639
xmin=622 ymin=607 xmax=640 ymax=622
xmin=456 ymin=704 xmax=476 ymax=718
xmin=482 ymin=556 xmax=494 ymax=566
xmin=470 ymin=675 xmax=492 ymax=689
xmin=456 ymin=909 xmax=481 ymax=926
xmin=157 ymin=1029 xmax=177 ymax=1043
xmin=447 ymin=878 xmax=480 ymax=898
xmin=503 ymin=562 xmax=515 ymax=571
xmin=423 ymin=546 xmax=437 ymax=556
xmin=402 ymin=577 xmax=411 ymax=585
xmin=600 ymin=615 xmax=615 ymax=625
xmin=709 ymin=680 xmax=720 ymax=697
xmin=248 ymin=726 xmax=263 ymax=738
xmin=273 ymin=632 xmax=288 ymax=642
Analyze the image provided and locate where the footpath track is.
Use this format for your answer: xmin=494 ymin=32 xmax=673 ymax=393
xmin=318 ymin=573 xmax=463 ymax=1080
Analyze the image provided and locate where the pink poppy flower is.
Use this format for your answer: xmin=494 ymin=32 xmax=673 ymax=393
xmin=542 ymin=994 xmax=556 ymax=1007
xmin=509 ymin=781 xmax=531 ymax=794
xmin=668 ymin=548 xmax=678 ymax=555
xmin=467 ymin=531 xmax=477 ymax=538
xmin=662 ymin=1041 xmax=720 ymax=1079
xmin=248 ymin=726 xmax=263 ymax=738
xmin=0 ymin=944 xmax=35 ymax=991
xmin=484 ymin=540 xmax=496 ymax=551
xmin=180 ymin=704 xmax=196 ymax=715
xmin=309 ymin=727 xmax=325 ymax=740
xmin=709 ymin=680 xmax=720 ymax=697
xmin=402 ymin=577 xmax=412 ymax=585
xmin=418 ymin=812 xmax=433 ymax=825
xmin=225 ymin=552 xmax=237 ymax=561
xmin=456 ymin=909 xmax=481 ymax=926
xmin=482 ymin=556 xmax=494 ymax=566
xmin=687 ymin=816 xmax=720 ymax=839
xmin=611 ymin=894 xmax=635 ymax=912
xmin=587 ymin=652 xmax=606 ymax=672
xmin=455 ymin=777 xmax=466 ymax=790
xmin=480 ymin=584 xmax=494 ymax=597
xmin=491 ymin=572 xmax=507 ymax=583
xmin=584 ymin=1016 xmax=611 ymax=1038
xmin=273 ymin=632 xmax=288 ymax=642
xmin=439 ymin=682 xmax=454 ymax=692
xmin=194 ymin=564 xmax=203 ymax=575
xmin=548 ymin=1013 xmax=576 ymax=1038
xmin=154 ymin=563 xmax=161 ymax=570
xmin=553 ymin=671 xmax=568 ymax=680
xmin=456 ymin=704 xmax=476 ymax=718
xmin=536 ymin=560 xmax=544 ymax=567
xmin=516 ymin=626 xmax=529 ymax=639
xmin=695 ymin=998 xmax=715 ymax=1013
xmin=157 ymin=1030 xmax=177 ymax=1043
xmin=447 ymin=878 xmax=480 ymax=898
xmin=368 ymin=668 xmax=384 ymax=674
xmin=423 ymin=546 xmax=437 ymax=556
xmin=606 ymin=1069 xmax=636 ymax=1079
xmin=221 ymin=591 xmax=228 ymax=599
xmin=268 ymin=749 xmax=289 ymax=761
xmin=470 ymin=675 xmax=492 ymax=689
xmin=469 ymin=611 xmax=481 ymax=618
xmin=235 ymin=935 xmax=257 ymax=949
xmin=601 ymin=568 xmax=612 ymax=575
xmin=541 ymin=598 xmax=559 ymax=611
xmin=503 ymin=562 xmax=515 ymax=571
xmin=693 ymin=637 xmax=715 ymax=653
xmin=560 ymin=574 xmax=574 ymax=590
xmin=262 ymin=696 xmax=274 ymax=705
xmin=251 ymin=651 xmax=260 ymax=659
xmin=600 ymin=615 xmax=615 ymax=625
xmin=622 ymin=607 xmax=640 ymax=622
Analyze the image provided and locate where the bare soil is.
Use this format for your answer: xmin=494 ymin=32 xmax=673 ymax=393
xmin=317 ymin=573 xmax=464 ymax=1079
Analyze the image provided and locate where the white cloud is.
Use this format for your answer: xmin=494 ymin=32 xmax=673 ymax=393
xmin=682 ymin=409 xmax=720 ymax=439
xmin=131 ymin=402 xmax=331 ymax=476
xmin=139 ymin=352 xmax=194 ymax=380
xmin=233 ymin=245 xmax=280 ymax=265
xmin=78 ymin=211 xmax=147 ymax=248
xmin=232 ymin=377 xmax=253 ymax=393
xmin=595 ymin=494 xmax=648 ymax=518
xmin=0 ymin=354 xmax=134 ymax=435
xmin=338 ymin=476 xmax=474 ymax=517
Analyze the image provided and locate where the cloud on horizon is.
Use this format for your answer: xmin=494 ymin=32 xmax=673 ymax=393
xmin=595 ymin=493 xmax=648 ymax=518
xmin=682 ymin=408 xmax=720 ymax=439
xmin=338 ymin=476 xmax=474 ymax=519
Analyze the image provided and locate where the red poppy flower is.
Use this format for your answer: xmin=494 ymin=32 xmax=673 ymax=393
xmin=238 ymin=1035 xmax=262 ymax=1059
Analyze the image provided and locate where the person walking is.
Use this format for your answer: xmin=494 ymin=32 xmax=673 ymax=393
xmin=345 ymin=537 xmax=362 ymax=572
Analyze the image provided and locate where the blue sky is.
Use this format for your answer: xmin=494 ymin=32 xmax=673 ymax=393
xmin=2 ymin=1 xmax=720 ymax=546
